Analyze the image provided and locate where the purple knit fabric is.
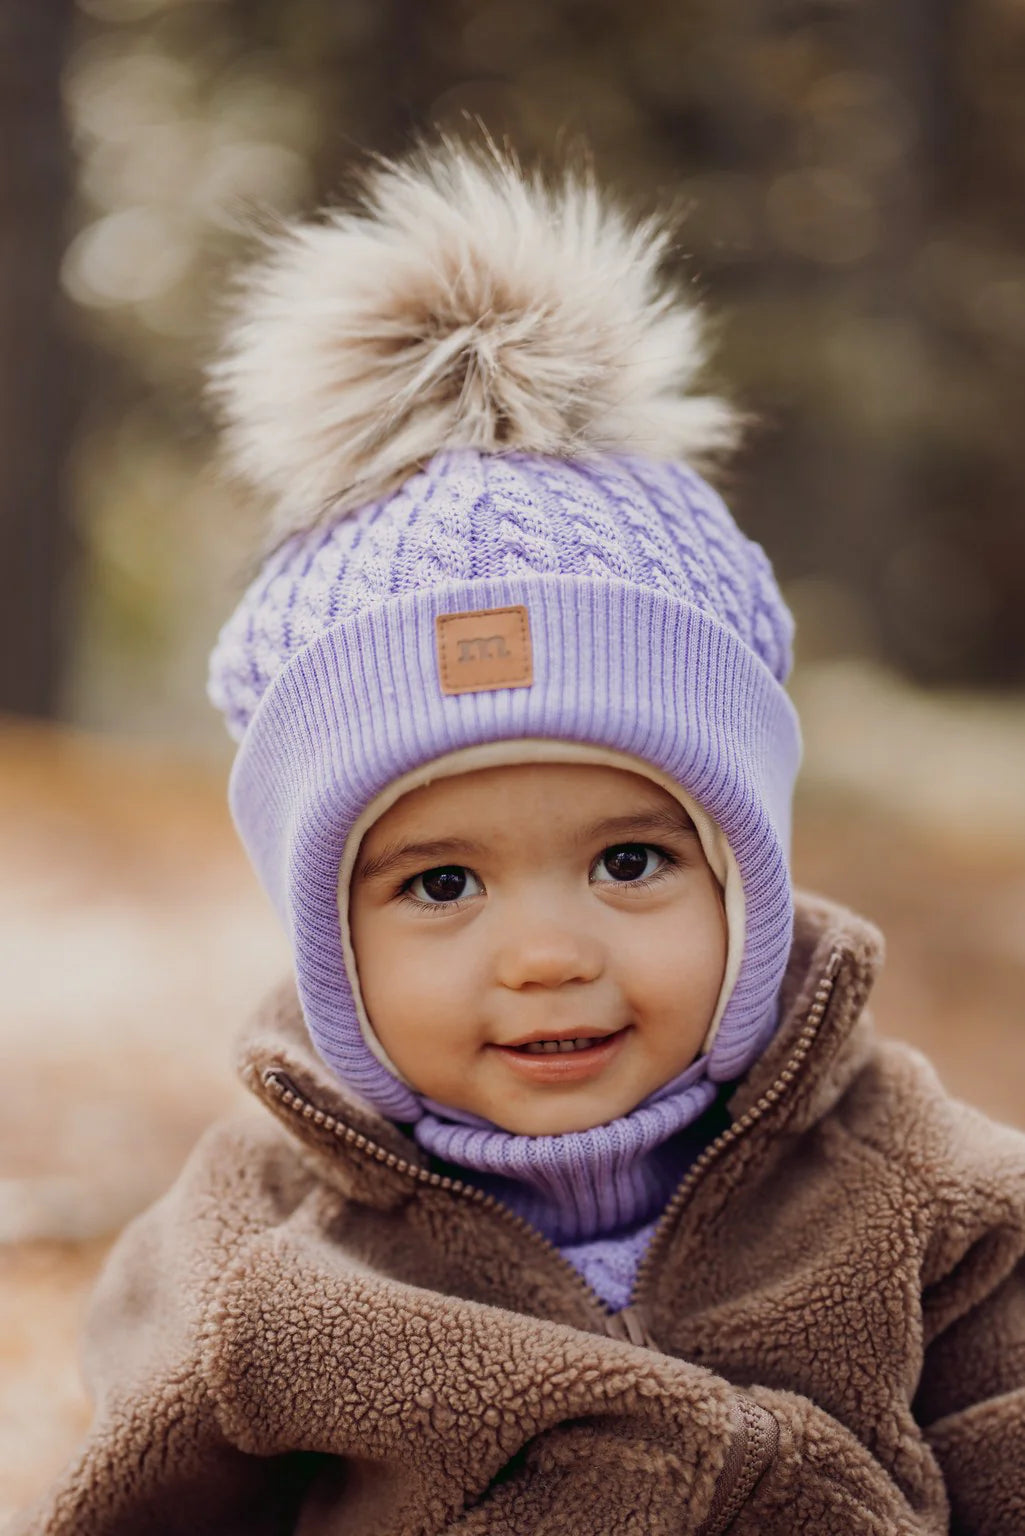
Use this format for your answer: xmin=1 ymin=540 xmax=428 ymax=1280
xmin=210 ymin=449 xmax=799 ymax=1089
xmin=561 ymin=1219 xmax=661 ymax=1312
xmin=208 ymin=448 xmax=800 ymax=1303
xmin=416 ymin=1056 xmax=718 ymax=1307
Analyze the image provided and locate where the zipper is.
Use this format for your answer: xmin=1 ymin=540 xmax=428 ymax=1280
xmin=262 ymin=942 xmax=843 ymax=1345
xmin=627 ymin=946 xmax=843 ymax=1312
xmin=261 ymin=1067 xmax=607 ymax=1324
xmin=695 ymin=1396 xmax=781 ymax=1536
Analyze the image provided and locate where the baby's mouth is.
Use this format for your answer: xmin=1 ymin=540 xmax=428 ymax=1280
xmin=492 ymin=1026 xmax=631 ymax=1081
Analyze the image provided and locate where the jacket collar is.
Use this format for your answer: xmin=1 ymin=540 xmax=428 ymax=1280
xmin=237 ymin=890 xmax=884 ymax=1208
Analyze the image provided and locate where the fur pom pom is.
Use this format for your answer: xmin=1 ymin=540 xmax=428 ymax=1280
xmin=209 ymin=138 xmax=741 ymax=538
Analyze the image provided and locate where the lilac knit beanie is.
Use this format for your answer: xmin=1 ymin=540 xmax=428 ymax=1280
xmin=207 ymin=141 xmax=800 ymax=1122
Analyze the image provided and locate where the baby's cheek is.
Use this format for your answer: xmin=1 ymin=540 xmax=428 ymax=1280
xmin=357 ymin=948 xmax=419 ymax=1053
xmin=644 ymin=925 xmax=724 ymax=1019
xmin=374 ymin=958 xmax=467 ymax=1061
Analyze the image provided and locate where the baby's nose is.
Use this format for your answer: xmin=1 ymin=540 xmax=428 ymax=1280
xmin=494 ymin=924 xmax=604 ymax=990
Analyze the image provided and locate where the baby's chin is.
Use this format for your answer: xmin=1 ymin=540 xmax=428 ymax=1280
xmin=470 ymin=1086 xmax=651 ymax=1138
xmin=413 ymin=1035 xmax=707 ymax=1134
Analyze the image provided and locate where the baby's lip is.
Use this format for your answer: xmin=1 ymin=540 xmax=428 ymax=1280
xmin=496 ymin=1024 xmax=621 ymax=1049
xmin=491 ymin=1026 xmax=631 ymax=1083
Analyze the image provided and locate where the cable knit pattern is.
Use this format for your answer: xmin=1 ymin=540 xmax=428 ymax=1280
xmin=210 ymin=451 xmax=793 ymax=739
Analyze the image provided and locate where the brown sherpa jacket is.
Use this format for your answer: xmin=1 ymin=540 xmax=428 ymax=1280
xmin=15 ymin=895 xmax=1025 ymax=1536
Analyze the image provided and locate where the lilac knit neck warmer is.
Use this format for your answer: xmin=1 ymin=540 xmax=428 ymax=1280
xmin=414 ymin=1054 xmax=717 ymax=1244
xmin=416 ymin=1058 xmax=726 ymax=1309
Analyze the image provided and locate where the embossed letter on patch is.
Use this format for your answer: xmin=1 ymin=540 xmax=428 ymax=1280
xmin=435 ymin=605 xmax=533 ymax=695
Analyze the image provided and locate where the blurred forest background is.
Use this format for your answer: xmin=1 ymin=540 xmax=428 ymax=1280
xmin=2 ymin=0 xmax=1025 ymax=1515
xmin=6 ymin=0 xmax=1025 ymax=735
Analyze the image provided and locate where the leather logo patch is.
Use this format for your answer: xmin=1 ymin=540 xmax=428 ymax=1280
xmin=435 ymin=605 xmax=533 ymax=695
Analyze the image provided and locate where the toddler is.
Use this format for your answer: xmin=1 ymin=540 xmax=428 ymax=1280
xmin=19 ymin=142 xmax=1025 ymax=1535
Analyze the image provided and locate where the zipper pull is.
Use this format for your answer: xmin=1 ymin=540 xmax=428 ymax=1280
xmin=604 ymin=1303 xmax=658 ymax=1350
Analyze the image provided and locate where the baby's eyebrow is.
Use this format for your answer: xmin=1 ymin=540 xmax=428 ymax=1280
xmin=356 ymin=808 xmax=697 ymax=884
xmin=356 ymin=837 xmax=485 ymax=884
xmin=578 ymin=809 xmax=698 ymax=844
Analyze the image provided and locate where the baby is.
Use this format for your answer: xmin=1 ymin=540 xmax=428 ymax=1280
xmin=18 ymin=143 xmax=1025 ymax=1536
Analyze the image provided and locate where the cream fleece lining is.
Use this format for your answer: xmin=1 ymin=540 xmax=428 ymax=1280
xmin=336 ymin=740 xmax=746 ymax=1089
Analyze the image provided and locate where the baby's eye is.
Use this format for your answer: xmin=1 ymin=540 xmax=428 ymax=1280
xmin=406 ymin=865 xmax=483 ymax=904
xmin=591 ymin=843 xmax=667 ymax=884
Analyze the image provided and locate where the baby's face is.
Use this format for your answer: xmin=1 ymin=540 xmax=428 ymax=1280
xmin=348 ymin=763 xmax=727 ymax=1136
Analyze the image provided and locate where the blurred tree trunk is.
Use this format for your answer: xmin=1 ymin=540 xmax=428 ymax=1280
xmin=0 ymin=0 xmax=78 ymax=719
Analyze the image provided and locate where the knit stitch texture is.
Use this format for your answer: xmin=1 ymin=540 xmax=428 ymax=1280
xmin=210 ymin=450 xmax=793 ymax=741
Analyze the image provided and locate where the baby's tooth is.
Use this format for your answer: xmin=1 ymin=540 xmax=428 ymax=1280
xmin=518 ymin=1038 xmax=602 ymax=1054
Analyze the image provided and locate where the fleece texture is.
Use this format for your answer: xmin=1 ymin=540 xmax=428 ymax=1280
xmin=15 ymin=894 xmax=1025 ymax=1536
